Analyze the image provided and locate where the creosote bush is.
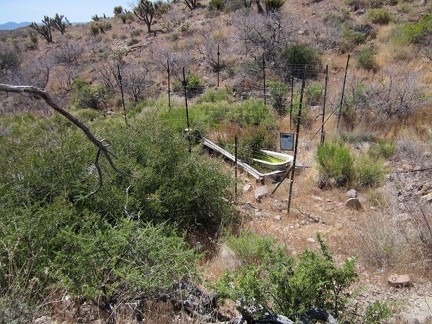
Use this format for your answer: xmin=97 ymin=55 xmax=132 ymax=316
xmin=224 ymin=231 xmax=276 ymax=265
xmin=280 ymin=44 xmax=321 ymax=79
xmin=357 ymin=46 xmax=377 ymax=70
xmin=366 ymin=8 xmax=392 ymax=25
xmin=0 ymin=107 xmax=235 ymax=319
xmin=216 ymin=234 xmax=358 ymax=320
xmin=317 ymin=140 xmax=386 ymax=188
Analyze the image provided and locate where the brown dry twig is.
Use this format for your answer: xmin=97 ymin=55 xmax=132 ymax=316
xmin=0 ymin=83 xmax=134 ymax=197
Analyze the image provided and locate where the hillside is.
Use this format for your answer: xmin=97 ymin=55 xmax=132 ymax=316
xmin=1 ymin=0 xmax=432 ymax=322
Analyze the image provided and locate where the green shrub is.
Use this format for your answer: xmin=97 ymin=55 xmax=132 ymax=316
xmin=305 ymin=81 xmax=323 ymax=105
xmin=368 ymin=140 xmax=395 ymax=159
xmin=113 ymin=5 xmax=123 ymax=16
xmin=344 ymin=0 xmax=382 ymax=10
xmin=0 ymin=50 xmax=20 ymax=71
xmin=267 ymin=81 xmax=289 ymax=115
xmin=357 ymin=46 xmax=377 ymax=70
xmin=323 ymin=8 xmax=351 ymax=27
xmin=73 ymin=79 xmax=111 ymax=110
xmin=354 ymin=155 xmax=386 ymax=187
xmin=264 ymin=0 xmax=286 ymax=12
xmin=364 ymin=300 xmax=393 ymax=323
xmin=403 ymin=13 xmax=432 ymax=44
xmin=317 ymin=140 xmax=354 ymax=187
xmin=90 ymin=23 xmax=100 ymax=35
xmin=340 ymin=25 xmax=369 ymax=52
xmin=366 ymin=8 xmax=392 ymax=24
xmin=130 ymin=29 xmax=142 ymax=37
xmin=209 ymin=0 xmax=225 ymax=10
xmin=280 ymin=44 xmax=321 ymax=79
xmin=230 ymin=99 xmax=277 ymax=128
xmin=197 ymin=88 xmax=231 ymax=103
xmin=127 ymin=37 xmax=139 ymax=45
xmin=173 ymin=74 xmax=203 ymax=98
xmin=53 ymin=218 xmax=201 ymax=300
xmin=216 ymin=234 xmax=358 ymax=318
xmin=225 ymin=231 xmax=276 ymax=265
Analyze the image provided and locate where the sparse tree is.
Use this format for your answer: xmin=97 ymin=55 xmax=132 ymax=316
xmin=134 ymin=0 xmax=168 ymax=33
xmin=52 ymin=40 xmax=83 ymax=87
xmin=50 ymin=14 xmax=70 ymax=35
xmin=234 ymin=11 xmax=297 ymax=65
xmin=29 ymin=16 xmax=53 ymax=43
xmin=122 ymin=64 xmax=154 ymax=103
xmin=184 ymin=0 xmax=200 ymax=10
xmin=113 ymin=5 xmax=123 ymax=16
xmin=196 ymin=33 xmax=226 ymax=73
xmin=0 ymin=44 xmax=22 ymax=84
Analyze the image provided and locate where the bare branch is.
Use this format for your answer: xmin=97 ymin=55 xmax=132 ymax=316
xmin=0 ymin=83 xmax=134 ymax=195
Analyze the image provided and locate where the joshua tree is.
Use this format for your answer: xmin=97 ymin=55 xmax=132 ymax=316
xmin=29 ymin=16 xmax=53 ymax=43
xmin=134 ymin=0 xmax=168 ymax=33
xmin=50 ymin=14 xmax=70 ymax=35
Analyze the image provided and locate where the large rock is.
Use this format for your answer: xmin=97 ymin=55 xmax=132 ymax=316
xmin=345 ymin=198 xmax=362 ymax=210
xmin=346 ymin=189 xmax=357 ymax=198
xmin=388 ymin=274 xmax=412 ymax=288
xmin=255 ymin=186 xmax=268 ymax=203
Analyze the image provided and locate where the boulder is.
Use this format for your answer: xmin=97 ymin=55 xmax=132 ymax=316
xmin=388 ymin=274 xmax=412 ymax=288
xmin=345 ymin=198 xmax=362 ymax=210
xmin=346 ymin=189 xmax=357 ymax=198
xmin=255 ymin=186 xmax=268 ymax=202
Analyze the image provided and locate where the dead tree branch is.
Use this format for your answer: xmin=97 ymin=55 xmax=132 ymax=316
xmin=0 ymin=83 xmax=134 ymax=196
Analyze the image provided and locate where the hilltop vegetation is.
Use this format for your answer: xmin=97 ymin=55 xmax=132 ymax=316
xmin=0 ymin=0 xmax=431 ymax=322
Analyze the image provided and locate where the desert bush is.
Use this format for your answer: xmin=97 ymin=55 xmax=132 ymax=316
xmin=209 ymin=0 xmax=225 ymax=10
xmin=224 ymin=231 xmax=276 ymax=265
xmin=216 ymin=234 xmax=358 ymax=319
xmin=53 ymin=218 xmax=201 ymax=302
xmin=304 ymin=81 xmax=323 ymax=105
xmin=366 ymin=8 xmax=392 ymax=25
xmin=267 ymin=81 xmax=289 ymax=115
xmin=172 ymin=74 xmax=203 ymax=98
xmin=280 ymin=44 xmax=321 ymax=79
xmin=344 ymin=0 xmax=383 ymax=10
xmin=368 ymin=140 xmax=395 ymax=159
xmin=317 ymin=140 xmax=354 ymax=188
xmin=403 ymin=12 xmax=432 ymax=44
xmin=354 ymin=154 xmax=386 ymax=187
xmin=128 ymin=37 xmax=139 ymax=46
xmin=339 ymin=24 xmax=370 ymax=52
xmin=90 ymin=23 xmax=100 ymax=35
xmin=323 ymin=8 xmax=351 ymax=27
xmin=0 ymin=48 xmax=20 ymax=73
xmin=342 ymin=69 xmax=425 ymax=127
xmin=73 ymin=79 xmax=111 ymax=110
xmin=363 ymin=300 xmax=393 ymax=323
xmin=264 ymin=0 xmax=286 ymax=12
xmin=130 ymin=28 xmax=142 ymax=37
xmin=197 ymin=88 xmax=232 ymax=103
xmin=229 ymin=99 xmax=277 ymax=128
xmin=357 ymin=46 xmax=377 ymax=70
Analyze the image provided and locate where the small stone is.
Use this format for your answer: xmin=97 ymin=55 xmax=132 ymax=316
xmin=272 ymin=202 xmax=285 ymax=212
xmin=311 ymin=195 xmax=323 ymax=201
xmin=346 ymin=189 xmax=357 ymax=198
xmin=346 ymin=198 xmax=362 ymax=210
xmin=274 ymin=215 xmax=282 ymax=221
xmin=388 ymin=274 xmax=412 ymax=288
xmin=421 ymin=192 xmax=432 ymax=204
xmin=255 ymin=186 xmax=268 ymax=202
xmin=243 ymin=183 xmax=252 ymax=193
xmin=307 ymin=237 xmax=315 ymax=243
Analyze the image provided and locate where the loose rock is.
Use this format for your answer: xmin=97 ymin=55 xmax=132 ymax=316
xmin=388 ymin=274 xmax=412 ymax=288
xmin=346 ymin=198 xmax=362 ymax=210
